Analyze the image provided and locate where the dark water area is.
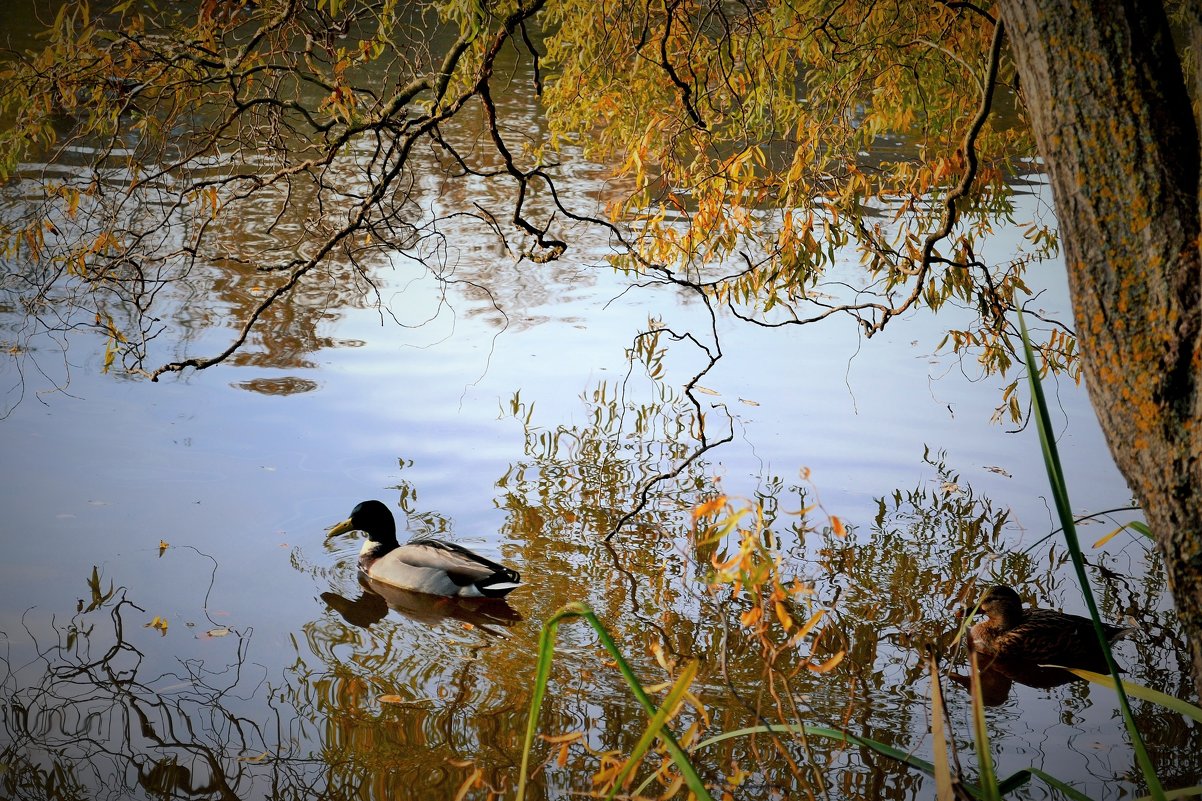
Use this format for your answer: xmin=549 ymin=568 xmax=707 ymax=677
xmin=0 ymin=6 xmax=1199 ymax=800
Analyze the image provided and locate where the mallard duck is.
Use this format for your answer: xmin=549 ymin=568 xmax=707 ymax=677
xmin=966 ymin=584 xmax=1131 ymax=671
xmin=327 ymin=500 xmax=521 ymax=599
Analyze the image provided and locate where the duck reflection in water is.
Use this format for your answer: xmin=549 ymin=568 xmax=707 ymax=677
xmin=952 ymin=584 xmax=1135 ymax=706
xmin=322 ymin=573 xmax=523 ymax=634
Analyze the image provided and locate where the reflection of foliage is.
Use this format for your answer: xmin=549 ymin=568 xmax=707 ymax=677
xmin=490 ymin=377 xmax=1201 ymax=798
xmin=386 ymin=457 xmax=456 ymax=539
xmin=500 ymin=376 xmax=723 ymax=548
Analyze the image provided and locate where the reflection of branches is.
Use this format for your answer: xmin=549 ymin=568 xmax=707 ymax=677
xmin=0 ymin=580 xmax=296 ymax=801
xmin=608 ymin=317 xmax=734 ymax=540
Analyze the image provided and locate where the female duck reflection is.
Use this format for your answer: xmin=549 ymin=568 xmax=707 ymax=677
xmin=323 ymin=499 xmax=522 ymax=630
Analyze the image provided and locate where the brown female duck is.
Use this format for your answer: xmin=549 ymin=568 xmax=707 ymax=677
xmin=966 ymin=585 xmax=1132 ymax=671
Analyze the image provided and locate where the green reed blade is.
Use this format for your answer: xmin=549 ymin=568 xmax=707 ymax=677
xmin=1023 ymin=767 xmax=1098 ymax=801
xmin=1134 ymin=785 xmax=1202 ymax=800
xmin=1017 ymin=310 xmax=1164 ymax=801
xmin=680 ymin=722 xmax=1070 ymax=799
xmin=1128 ymin=521 xmax=1153 ymax=540
xmin=519 ymin=602 xmax=713 ymax=801
xmin=693 ymin=725 xmax=938 ymax=777
xmin=1067 ymin=669 xmax=1202 ymax=723
xmin=968 ymin=651 xmax=1000 ymax=801
xmin=929 ymin=656 xmax=956 ymax=801
xmin=605 ymin=658 xmax=699 ymax=800
xmin=576 ymin=605 xmax=713 ymax=801
xmin=517 ymin=609 xmax=567 ymax=801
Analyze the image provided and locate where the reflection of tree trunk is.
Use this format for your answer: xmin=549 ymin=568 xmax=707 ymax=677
xmin=1002 ymin=0 xmax=1202 ymax=698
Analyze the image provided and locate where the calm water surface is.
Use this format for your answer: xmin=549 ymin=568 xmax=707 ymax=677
xmin=1 ymin=24 xmax=1198 ymax=801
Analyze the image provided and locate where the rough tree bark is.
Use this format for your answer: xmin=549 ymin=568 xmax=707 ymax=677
xmin=1001 ymin=0 xmax=1202 ymax=698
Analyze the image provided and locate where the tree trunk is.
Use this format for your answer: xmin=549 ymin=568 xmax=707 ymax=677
xmin=1000 ymin=0 xmax=1202 ymax=699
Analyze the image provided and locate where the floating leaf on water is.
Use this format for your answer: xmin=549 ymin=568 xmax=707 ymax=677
xmin=158 ymin=540 xmax=169 ymax=556
xmin=693 ymin=385 xmax=720 ymax=396
xmin=203 ymin=627 xmax=230 ymax=638
xmin=146 ymin=616 xmax=168 ymax=635
xmin=983 ymin=465 xmax=1012 ymax=477
xmin=237 ymin=752 xmax=269 ymax=763
xmin=738 ymin=397 xmax=760 ymax=406
xmin=378 ymin=694 xmax=406 ymax=704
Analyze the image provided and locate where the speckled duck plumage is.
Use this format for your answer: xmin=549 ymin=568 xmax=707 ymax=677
xmin=967 ymin=585 xmax=1131 ymax=670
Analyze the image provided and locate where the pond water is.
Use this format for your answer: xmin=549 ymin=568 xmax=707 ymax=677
xmin=1 ymin=14 xmax=1199 ymax=801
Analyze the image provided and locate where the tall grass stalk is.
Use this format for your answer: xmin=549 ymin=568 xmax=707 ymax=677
xmin=516 ymin=602 xmax=714 ymax=801
xmin=967 ymin=651 xmax=1001 ymax=801
xmin=928 ymin=655 xmax=956 ymax=801
xmin=1018 ymin=310 xmax=1164 ymax=800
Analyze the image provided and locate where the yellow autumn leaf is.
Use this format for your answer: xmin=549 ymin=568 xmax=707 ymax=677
xmin=794 ymin=610 xmax=826 ymax=641
xmin=1092 ymin=525 xmax=1125 ymax=549
xmin=774 ymin=601 xmax=793 ymax=631
xmin=693 ymin=496 xmax=727 ymax=520
xmin=806 ymin=650 xmax=846 ymax=673
xmin=739 ymin=607 xmax=762 ymax=627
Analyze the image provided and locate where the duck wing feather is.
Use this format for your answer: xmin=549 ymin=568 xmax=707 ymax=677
xmin=399 ymin=539 xmax=515 ymax=579
xmin=993 ymin=609 xmax=1119 ymax=669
